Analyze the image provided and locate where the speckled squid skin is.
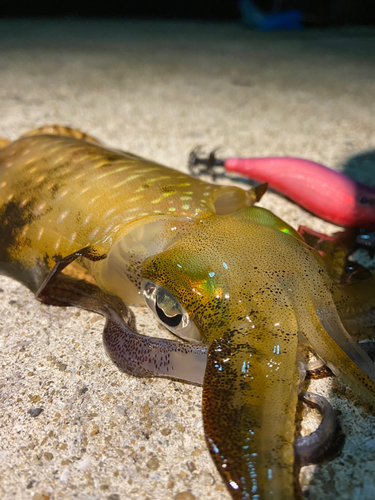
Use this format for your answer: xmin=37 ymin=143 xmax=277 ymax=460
xmin=1 ymin=127 xmax=375 ymax=500
xmin=141 ymin=208 xmax=375 ymax=498
xmin=0 ymin=127 xmax=248 ymax=294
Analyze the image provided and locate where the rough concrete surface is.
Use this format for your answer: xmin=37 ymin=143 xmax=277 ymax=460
xmin=1 ymin=19 xmax=375 ymax=500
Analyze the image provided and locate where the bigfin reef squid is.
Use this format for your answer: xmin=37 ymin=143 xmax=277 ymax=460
xmin=1 ymin=126 xmax=375 ymax=500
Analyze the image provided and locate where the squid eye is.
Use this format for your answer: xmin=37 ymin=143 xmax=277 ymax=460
xmin=155 ymin=300 xmax=182 ymax=327
xmin=141 ymin=280 xmax=201 ymax=342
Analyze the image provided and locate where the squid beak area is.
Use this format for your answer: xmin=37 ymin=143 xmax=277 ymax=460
xmin=202 ymin=334 xmax=300 ymax=500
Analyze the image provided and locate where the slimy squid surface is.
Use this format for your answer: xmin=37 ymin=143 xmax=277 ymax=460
xmin=1 ymin=126 xmax=375 ymax=500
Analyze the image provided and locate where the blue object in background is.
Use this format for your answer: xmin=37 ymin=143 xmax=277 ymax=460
xmin=238 ymin=0 xmax=303 ymax=31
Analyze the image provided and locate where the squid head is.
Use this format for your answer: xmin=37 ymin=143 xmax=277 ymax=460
xmin=140 ymin=206 xmax=375 ymax=499
xmin=141 ymin=207 xmax=310 ymax=498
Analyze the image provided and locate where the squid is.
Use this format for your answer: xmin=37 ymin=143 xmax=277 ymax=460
xmin=1 ymin=125 xmax=375 ymax=500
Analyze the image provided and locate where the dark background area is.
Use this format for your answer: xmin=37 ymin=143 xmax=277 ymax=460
xmin=2 ymin=0 xmax=375 ymax=25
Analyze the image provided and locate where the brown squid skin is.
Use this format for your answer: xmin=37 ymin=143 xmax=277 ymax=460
xmin=140 ymin=213 xmax=304 ymax=499
xmin=141 ymin=209 xmax=375 ymax=499
xmin=203 ymin=329 xmax=300 ymax=499
xmin=0 ymin=126 xmax=249 ymax=294
xmin=1 ymin=127 xmax=375 ymax=500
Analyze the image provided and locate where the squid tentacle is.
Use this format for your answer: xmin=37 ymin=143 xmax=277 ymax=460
xmin=306 ymin=341 xmax=375 ymax=378
xmin=39 ymin=263 xmax=342 ymax=461
xmin=305 ymin=359 xmax=333 ymax=379
xmin=336 ymin=276 xmax=375 ymax=340
xmin=38 ymin=269 xmax=207 ymax=384
xmin=295 ymin=392 xmax=341 ymax=466
xmin=39 ymin=270 xmax=347 ymax=472
xmin=297 ymin=298 xmax=375 ymax=406
xmin=35 ymin=249 xmax=365 ymax=489
xmin=203 ymin=329 xmax=301 ymax=499
xmin=103 ymin=308 xmax=207 ymax=383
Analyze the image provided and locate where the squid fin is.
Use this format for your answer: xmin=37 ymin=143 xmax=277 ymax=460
xmin=36 ymin=246 xmax=107 ymax=299
xmin=20 ymin=125 xmax=101 ymax=144
xmin=0 ymin=137 xmax=10 ymax=149
xmin=246 ymin=182 xmax=268 ymax=205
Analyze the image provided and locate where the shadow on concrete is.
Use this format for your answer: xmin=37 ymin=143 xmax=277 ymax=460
xmin=342 ymin=148 xmax=375 ymax=186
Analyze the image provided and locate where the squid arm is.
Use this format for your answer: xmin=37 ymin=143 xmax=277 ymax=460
xmin=300 ymin=299 xmax=375 ymax=406
xmin=36 ymin=250 xmax=207 ymax=385
xmin=335 ymin=276 xmax=375 ymax=341
xmin=38 ymin=251 xmax=341 ymax=486
xmin=202 ymin=327 xmax=300 ymax=500
xmin=297 ymin=227 xmax=375 ymax=342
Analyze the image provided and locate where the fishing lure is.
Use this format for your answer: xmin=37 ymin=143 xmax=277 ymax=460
xmin=189 ymin=149 xmax=375 ymax=229
xmin=1 ymin=126 xmax=375 ymax=500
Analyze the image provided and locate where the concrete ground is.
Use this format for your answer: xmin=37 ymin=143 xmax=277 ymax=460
xmin=1 ymin=19 xmax=375 ymax=500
